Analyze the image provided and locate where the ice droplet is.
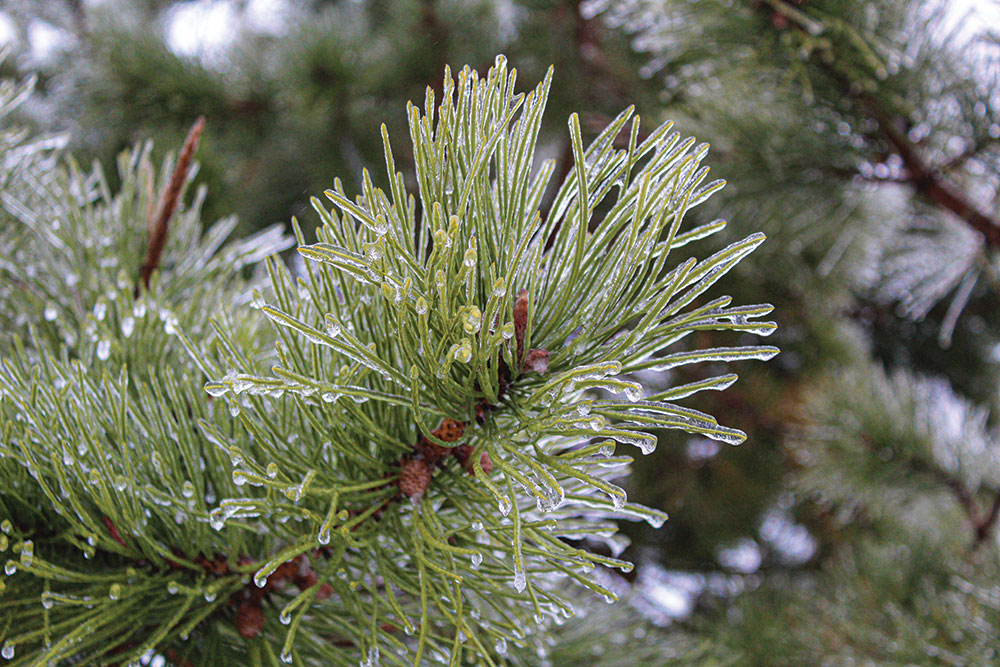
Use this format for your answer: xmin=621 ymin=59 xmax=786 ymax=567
xmin=109 ymin=583 xmax=122 ymax=600
xmin=121 ymin=316 xmax=135 ymax=338
xmin=93 ymin=302 xmax=107 ymax=321
xmin=181 ymin=481 xmax=196 ymax=498
xmin=228 ymin=401 xmax=241 ymax=417
xmin=513 ymin=569 xmax=526 ymax=592
xmin=254 ymin=571 xmax=268 ymax=588
xmin=415 ymin=297 xmax=429 ymax=315
xmin=19 ymin=541 xmax=33 ymax=568
xmin=471 ymin=552 xmax=483 ymax=569
xmin=471 ymin=521 xmax=484 ymax=531
xmin=266 ymin=463 xmax=279 ymax=479
xmin=1 ymin=643 xmax=14 ymax=659
xmin=324 ymin=315 xmax=342 ymax=337
xmin=96 ymin=340 xmax=111 ymax=361
xmin=44 ymin=303 xmax=58 ymax=321
xmin=495 ymin=638 xmax=507 ymax=656
xmin=280 ymin=649 xmax=293 ymax=663
xmin=232 ymin=471 xmax=247 ymax=486
xmin=279 ymin=609 xmax=292 ymax=625
xmin=4 ymin=561 xmax=16 ymax=575
xmin=132 ymin=302 xmax=147 ymax=318
xmin=497 ymin=496 xmax=512 ymax=516
xmin=41 ymin=592 xmax=54 ymax=609
xmin=204 ymin=383 xmax=228 ymax=397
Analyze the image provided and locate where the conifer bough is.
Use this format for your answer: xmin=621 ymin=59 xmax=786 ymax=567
xmin=0 ymin=56 xmax=776 ymax=665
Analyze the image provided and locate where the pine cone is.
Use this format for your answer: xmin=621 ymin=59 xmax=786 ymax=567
xmin=237 ymin=602 xmax=265 ymax=639
xmin=398 ymin=457 xmax=432 ymax=498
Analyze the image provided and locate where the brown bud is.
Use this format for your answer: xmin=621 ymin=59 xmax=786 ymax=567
xmin=453 ymin=444 xmax=473 ymax=469
xmin=237 ymin=603 xmax=265 ymax=639
xmin=513 ymin=288 xmax=529 ymax=361
xmin=479 ymin=451 xmax=494 ymax=475
xmin=294 ymin=570 xmax=318 ymax=592
xmin=522 ymin=348 xmax=549 ymax=374
xmin=316 ymin=582 xmax=334 ymax=600
xmin=399 ymin=458 xmax=432 ymax=498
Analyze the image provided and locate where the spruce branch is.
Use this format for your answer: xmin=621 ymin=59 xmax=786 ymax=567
xmin=139 ymin=115 xmax=206 ymax=291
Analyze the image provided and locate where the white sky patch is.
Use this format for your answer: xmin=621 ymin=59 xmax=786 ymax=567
xmin=165 ymin=0 xmax=290 ymax=64
xmin=941 ymin=0 xmax=1000 ymax=44
xmin=0 ymin=13 xmax=16 ymax=47
xmin=716 ymin=537 xmax=763 ymax=574
xmin=27 ymin=20 xmax=70 ymax=65
xmin=165 ymin=0 xmax=238 ymax=63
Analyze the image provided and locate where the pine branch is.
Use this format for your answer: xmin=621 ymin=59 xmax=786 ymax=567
xmin=139 ymin=115 xmax=205 ymax=291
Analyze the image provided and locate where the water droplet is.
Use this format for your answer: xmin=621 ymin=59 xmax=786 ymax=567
xmin=109 ymin=583 xmax=122 ymax=600
xmin=44 ymin=303 xmax=58 ymax=321
xmin=253 ymin=572 xmax=268 ymax=588
xmin=204 ymin=590 xmax=217 ymax=602
xmin=497 ymin=496 xmax=512 ymax=516
xmin=93 ymin=302 xmax=107 ymax=321
xmin=96 ymin=340 xmax=111 ymax=361
xmin=513 ymin=569 xmax=526 ymax=592
xmin=471 ymin=521 xmax=483 ymax=531
xmin=471 ymin=552 xmax=483 ymax=569
xmin=4 ymin=561 xmax=16 ymax=576
xmin=181 ymin=481 xmax=196 ymax=498
xmin=280 ymin=649 xmax=293 ymax=663
xmin=19 ymin=541 xmax=32 ymax=568
xmin=121 ymin=316 xmax=135 ymax=338
xmin=228 ymin=401 xmax=241 ymax=417
xmin=279 ymin=609 xmax=292 ymax=625
xmin=325 ymin=315 xmax=342 ymax=337
xmin=204 ymin=383 xmax=228 ymax=397
xmin=232 ymin=471 xmax=247 ymax=486
xmin=41 ymin=592 xmax=54 ymax=609
xmin=495 ymin=638 xmax=507 ymax=656
xmin=1 ymin=643 xmax=14 ymax=659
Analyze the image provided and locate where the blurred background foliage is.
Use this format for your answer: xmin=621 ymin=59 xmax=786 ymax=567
xmin=2 ymin=0 xmax=1000 ymax=662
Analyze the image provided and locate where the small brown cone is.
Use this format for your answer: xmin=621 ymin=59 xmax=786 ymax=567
xmin=399 ymin=458 xmax=432 ymax=498
xmin=417 ymin=436 xmax=450 ymax=464
xmin=237 ymin=602 xmax=265 ymax=639
xmin=522 ymin=348 xmax=549 ymax=374
xmin=434 ymin=418 xmax=467 ymax=442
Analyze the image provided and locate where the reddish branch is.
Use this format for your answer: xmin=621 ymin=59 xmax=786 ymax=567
xmin=865 ymin=101 xmax=1000 ymax=249
xmin=139 ymin=116 xmax=206 ymax=291
xmin=763 ymin=1 xmax=1000 ymax=248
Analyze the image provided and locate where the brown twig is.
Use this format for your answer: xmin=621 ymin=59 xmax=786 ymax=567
xmin=973 ymin=490 xmax=1000 ymax=548
xmin=865 ymin=100 xmax=1000 ymax=249
xmin=139 ymin=116 xmax=205 ymax=291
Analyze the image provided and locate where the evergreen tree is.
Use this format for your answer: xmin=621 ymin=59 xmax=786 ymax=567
xmin=0 ymin=56 xmax=773 ymax=664
xmin=4 ymin=0 xmax=1000 ymax=663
